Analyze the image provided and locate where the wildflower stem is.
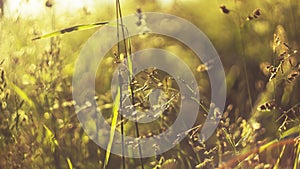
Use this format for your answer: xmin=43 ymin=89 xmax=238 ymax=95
xmin=234 ymin=0 xmax=253 ymax=113
xmin=116 ymin=1 xmax=126 ymax=169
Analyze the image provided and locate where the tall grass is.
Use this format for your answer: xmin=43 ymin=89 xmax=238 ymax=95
xmin=0 ymin=0 xmax=299 ymax=168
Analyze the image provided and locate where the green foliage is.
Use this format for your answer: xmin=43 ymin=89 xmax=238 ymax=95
xmin=104 ymin=76 xmax=121 ymax=168
xmin=0 ymin=0 xmax=300 ymax=169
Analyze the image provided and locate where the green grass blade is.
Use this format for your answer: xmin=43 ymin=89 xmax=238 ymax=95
xmin=258 ymin=139 xmax=278 ymax=153
xmin=43 ymin=124 xmax=59 ymax=152
xmin=104 ymin=83 xmax=121 ymax=168
xmin=280 ymin=125 xmax=300 ymax=139
xmin=66 ymin=157 xmax=74 ymax=169
xmin=32 ymin=21 xmax=109 ymax=40
xmin=294 ymin=142 xmax=300 ymax=169
xmin=6 ymin=79 xmax=36 ymax=110
xmin=273 ymin=144 xmax=286 ymax=169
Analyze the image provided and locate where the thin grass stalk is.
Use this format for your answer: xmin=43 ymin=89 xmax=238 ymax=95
xmin=288 ymin=0 xmax=297 ymax=40
xmin=293 ymin=141 xmax=300 ymax=169
xmin=234 ymin=0 xmax=253 ymax=113
xmin=118 ymin=71 xmax=126 ymax=169
xmin=115 ymin=1 xmax=126 ymax=169
xmin=116 ymin=0 xmax=145 ymax=168
xmin=273 ymin=144 xmax=286 ymax=169
xmin=232 ymin=3 xmax=253 ymax=169
xmin=50 ymin=2 xmax=55 ymax=55
xmin=103 ymin=1 xmax=126 ymax=168
xmin=220 ymin=137 xmax=298 ymax=168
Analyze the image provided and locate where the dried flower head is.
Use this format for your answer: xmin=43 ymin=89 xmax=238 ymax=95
xmin=247 ymin=8 xmax=261 ymax=20
xmin=257 ymin=100 xmax=276 ymax=112
xmin=253 ymin=9 xmax=261 ymax=18
xmin=273 ymin=25 xmax=288 ymax=56
xmin=220 ymin=5 xmax=230 ymax=14
xmin=45 ymin=0 xmax=53 ymax=7
xmin=287 ymin=70 xmax=299 ymax=82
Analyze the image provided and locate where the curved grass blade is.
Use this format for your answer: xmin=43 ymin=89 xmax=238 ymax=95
xmin=32 ymin=21 xmax=109 ymax=40
xmin=66 ymin=157 xmax=74 ymax=169
xmin=6 ymin=78 xmax=36 ymax=110
xmin=279 ymin=125 xmax=300 ymax=139
xmin=43 ymin=124 xmax=59 ymax=152
xmin=104 ymin=79 xmax=121 ymax=169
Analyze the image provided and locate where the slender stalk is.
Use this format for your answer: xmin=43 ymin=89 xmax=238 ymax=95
xmin=219 ymin=138 xmax=297 ymax=169
xmin=118 ymin=71 xmax=126 ymax=169
xmin=288 ymin=0 xmax=297 ymax=40
xmin=50 ymin=1 xmax=55 ymax=56
xmin=117 ymin=0 xmax=128 ymax=61
xmin=234 ymin=1 xmax=253 ymax=113
xmin=116 ymin=1 xmax=144 ymax=168
xmin=116 ymin=1 xmax=126 ymax=169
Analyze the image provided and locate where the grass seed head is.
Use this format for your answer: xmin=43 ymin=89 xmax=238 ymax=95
xmin=220 ymin=5 xmax=230 ymax=14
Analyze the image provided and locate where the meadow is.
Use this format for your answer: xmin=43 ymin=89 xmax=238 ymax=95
xmin=0 ymin=0 xmax=299 ymax=168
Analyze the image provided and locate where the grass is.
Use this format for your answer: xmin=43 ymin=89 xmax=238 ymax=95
xmin=0 ymin=0 xmax=300 ymax=168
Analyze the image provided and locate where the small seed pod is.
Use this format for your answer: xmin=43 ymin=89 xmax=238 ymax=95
xmin=247 ymin=9 xmax=261 ymax=20
xmin=136 ymin=8 xmax=142 ymax=14
xmin=266 ymin=64 xmax=277 ymax=74
xmin=0 ymin=59 xmax=4 ymax=65
xmin=220 ymin=5 xmax=230 ymax=14
xmin=197 ymin=63 xmax=208 ymax=72
xmin=0 ymin=69 xmax=4 ymax=83
xmin=247 ymin=15 xmax=254 ymax=20
xmin=253 ymin=9 xmax=261 ymax=18
xmin=45 ymin=0 xmax=53 ymax=8
xmin=287 ymin=71 xmax=299 ymax=82
xmin=257 ymin=100 xmax=276 ymax=112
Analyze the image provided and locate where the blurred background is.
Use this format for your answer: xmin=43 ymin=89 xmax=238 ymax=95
xmin=0 ymin=0 xmax=299 ymax=168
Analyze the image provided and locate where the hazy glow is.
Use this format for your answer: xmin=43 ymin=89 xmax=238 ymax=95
xmin=6 ymin=0 xmax=45 ymax=18
xmin=4 ymin=0 xmax=113 ymax=18
xmin=4 ymin=0 xmax=193 ymax=19
xmin=55 ymin=0 xmax=95 ymax=13
xmin=158 ymin=0 xmax=174 ymax=7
